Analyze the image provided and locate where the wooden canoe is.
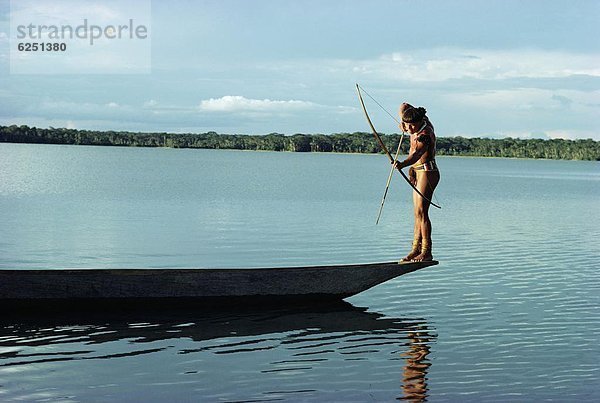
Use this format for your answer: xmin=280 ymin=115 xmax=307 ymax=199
xmin=0 ymin=260 xmax=438 ymax=306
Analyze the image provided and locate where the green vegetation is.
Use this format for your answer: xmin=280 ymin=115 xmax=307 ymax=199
xmin=1 ymin=124 xmax=598 ymax=160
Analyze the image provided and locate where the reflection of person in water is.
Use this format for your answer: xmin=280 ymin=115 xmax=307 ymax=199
xmin=401 ymin=329 xmax=432 ymax=401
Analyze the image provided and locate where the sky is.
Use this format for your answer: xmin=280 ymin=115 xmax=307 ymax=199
xmin=0 ymin=0 xmax=599 ymax=140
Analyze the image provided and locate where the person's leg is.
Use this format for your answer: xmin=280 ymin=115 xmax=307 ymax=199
xmin=412 ymin=171 xmax=439 ymax=261
xmin=400 ymin=193 xmax=422 ymax=262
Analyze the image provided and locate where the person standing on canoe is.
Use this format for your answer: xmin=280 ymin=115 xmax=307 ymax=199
xmin=394 ymin=103 xmax=440 ymax=262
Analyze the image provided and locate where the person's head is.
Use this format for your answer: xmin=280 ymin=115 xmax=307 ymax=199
xmin=399 ymin=105 xmax=427 ymax=134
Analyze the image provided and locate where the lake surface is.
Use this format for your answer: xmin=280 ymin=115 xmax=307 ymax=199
xmin=1 ymin=143 xmax=599 ymax=401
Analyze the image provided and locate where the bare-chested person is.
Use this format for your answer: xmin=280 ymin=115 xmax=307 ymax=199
xmin=394 ymin=103 xmax=440 ymax=262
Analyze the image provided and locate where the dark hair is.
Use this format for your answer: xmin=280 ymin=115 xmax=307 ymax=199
xmin=402 ymin=106 xmax=427 ymax=123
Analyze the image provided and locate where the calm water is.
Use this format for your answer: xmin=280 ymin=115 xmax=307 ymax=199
xmin=1 ymin=143 xmax=599 ymax=401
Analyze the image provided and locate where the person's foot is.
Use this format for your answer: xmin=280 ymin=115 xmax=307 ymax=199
xmin=400 ymin=249 xmax=421 ymax=263
xmin=411 ymin=251 xmax=433 ymax=262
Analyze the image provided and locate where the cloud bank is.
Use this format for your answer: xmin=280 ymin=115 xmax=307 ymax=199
xmin=1 ymin=46 xmax=598 ymax=138
xmin=358 ymin=48 xmax=600 ymax=82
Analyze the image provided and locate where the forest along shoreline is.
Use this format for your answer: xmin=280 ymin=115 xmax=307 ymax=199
xmin=1 ymin=125 xmax=598 ymax=161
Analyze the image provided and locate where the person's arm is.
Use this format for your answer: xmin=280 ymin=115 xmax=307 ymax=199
xmin=394 ymin=135 xmax=430 ymax=170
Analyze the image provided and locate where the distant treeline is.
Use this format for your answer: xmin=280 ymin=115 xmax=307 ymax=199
xmin=1 ymin=124 xmax=598 ymax=161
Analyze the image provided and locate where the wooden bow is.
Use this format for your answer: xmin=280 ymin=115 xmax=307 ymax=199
xmin=356 ymin=83 xmax=441 ymax=209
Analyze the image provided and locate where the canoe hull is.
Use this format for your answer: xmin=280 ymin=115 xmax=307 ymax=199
xmin=0 ymin=261 xmax=438 ymax=305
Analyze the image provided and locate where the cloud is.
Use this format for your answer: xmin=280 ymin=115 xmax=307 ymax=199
xmin=352 ymin=48 xmax=600 ymax=82
xmin=442 ymin=88 xmax=599 ymax=112
xmin=551 ymin=94 xmax=573 ymax=108
xmin=258 ymin=48 xmax=599 ymax=86
xmin=143 ymin=99 xmax=158 ymax=108
xmin=198 ymin=95 xmax=316 ymax=112
xmin=435 ymin=88 xmax=599 ymax=139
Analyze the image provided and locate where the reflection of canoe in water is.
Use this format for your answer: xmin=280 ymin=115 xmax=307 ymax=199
xmin=0 ymin=301 xmax=436 ymax=403
xmin=0 ymin=260 xmax=438 ymax=306
xmin=0 ymin=301 xmax=433 ymax=345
